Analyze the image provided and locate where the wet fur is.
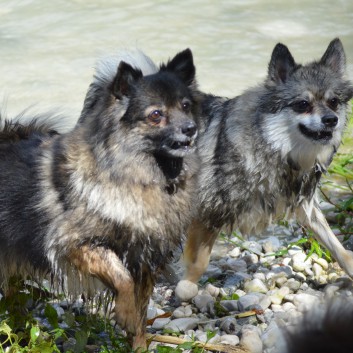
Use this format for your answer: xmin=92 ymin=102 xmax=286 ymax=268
xmin=284 ymin=298 xmax=353 ymax=353
xmin=0 ymin=49 xmax=200 ymax=349
xmin=176 ymin=38 xmax=353 ymax=301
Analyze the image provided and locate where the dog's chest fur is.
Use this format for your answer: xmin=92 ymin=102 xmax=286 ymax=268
xmin=197 ymin=97 xmax=323 ymax=235
xmin=38 ymin=134 xmax=198 ymax=278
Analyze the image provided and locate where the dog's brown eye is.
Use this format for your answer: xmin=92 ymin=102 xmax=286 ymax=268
xmin=148 ymin=110 xmax=163 ymax=124
xmin=291 ymin=100 xmax=311 ymax=114
xmin=182 ymin=101 xmax=191 ymax=113
xmin=328 ymin=97 xmax=339 ymax=111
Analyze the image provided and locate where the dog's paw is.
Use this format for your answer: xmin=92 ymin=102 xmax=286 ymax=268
xmin=175 ymin=279 xmax=198 ymax=301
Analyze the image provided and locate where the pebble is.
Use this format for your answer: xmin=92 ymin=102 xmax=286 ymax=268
xmin=164 ymin=318 xmax=199 ymax=333
xmin=240 ymin=325 xmax=263 ymax=353
xmin=238 ymin=294 xmax=259 ymax=311
xmin=152 ymin=318 xmax=171 ymax=330
xmin=220 ymin=334 xmax=240 ymax=346
xmin=244 ymin=278 xmax=268 ymax=294
xmin=219 ymin=317 xmax=239 ymax=334
xmin=192 ymin=293 xmax=214 ymax=310
xmin=27 ymin=220 xmax=353 ymax=352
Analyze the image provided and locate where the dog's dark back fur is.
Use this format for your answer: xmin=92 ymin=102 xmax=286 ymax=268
xmin=0 ymin=49 xmax=200 ymax=349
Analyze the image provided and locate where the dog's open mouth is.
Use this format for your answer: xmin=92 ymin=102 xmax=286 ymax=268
xmin=170 ymin=139 xmax=193 ymax=150
xmin=163 ymin=138 xmax=196 ymax=157
xmin=299 ymin=124 xmax=333 ymax=141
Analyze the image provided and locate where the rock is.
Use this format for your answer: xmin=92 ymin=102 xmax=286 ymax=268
xmin=261 ymin=236 xmax=281 ymax=253
xmin=253 ymin=272 xmax=266 ymax=282
xmin=220 ymin=300 xmax=239 ymax=312
xmin=220 ymin=334 xmax=240 ymax=346
xmin=244 ymin=278 xmax=268 ymax=294
xmin=226 ymin=258 xmax=248 ymax=272
xmin=242 ymin=241 xmax=263 ymax=256
xmin=242 ymin=253 xmax=259 ymax=265
xmin=204 ymin=264 xmax=223 ymax=278
xmin=193 ymin=293 xmax=215 ymax=311
xmin=195 ymin=331 xmax=221 ymax=343
xmin=293 ymin=293 xmax=320 ymax=312
xmin=175 ymin=280 xmax=198 ymax=301
xmin=259 ymin=295 xmax=272 ymax=310
xmin=262 ymin=321 xmax=286 ymax=351
xmin=313 ymin=263 xmax=323 ymax=278
xmin=173 ymin=305 xmax=193 ymax=318
xmin=240 ymin=325 xmax=263 ymax=353
xmin=238 ymin=294 xmax=260 ymax=311
xmin=220 ymin=317 xmax=239 ymax=334
xmin=229 ymin=247 xmax=241 ymax=258
xmin=284 ymin=279 xmax=300 ymax=292
xmin=205 ymin=283 xmax=220 ymax=297
xmin=223 ymin=273 xmax=249 ymax=289
xmin=164 ymin=318 xmax=199 ymax=333
xmin=147 ymin=306 xmax=158 ymax=320
xmin=152 ymin=318 xmax=171 ymax=330
xmin=314 ymin=257 xmax=329 ymax=270
xmin=291 ymin=252 xmax=312 ymax=272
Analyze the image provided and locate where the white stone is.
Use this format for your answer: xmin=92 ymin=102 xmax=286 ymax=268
xmin=220 ymin=334 xmax=240 ymax=346
xmin=293 ymin=293 xmax=320 ymax=312
xmin=175 ymin=280 xmax=198 ymax=301
xmin=314 ymin=257 xmax=329 ymax=270
xmin=244 ymin=278 xmax=268 ymax=294
xmin=282 ymin=302 xmax=296 ymax=311
xmin=261 ymin=236 xmax=281 ymax=253
xmin=173 ymin=305 xmax=192 ymax=318
xmin=205 ymin=283 xmax=220 ymax=298
xmin=229 ymin=247 xmax=241 ymax=258
xmin=291 ymin=252 xmax=312 ymax=272
xmin=240 ymin=326 xmax=263 ymax=353
xmin=253 ymin=272 xmax=266 ymax=282
xmin=313 ymin=263 xmax=323 ymax=278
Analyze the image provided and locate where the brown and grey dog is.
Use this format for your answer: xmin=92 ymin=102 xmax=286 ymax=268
xmin=175 ymin=38 xmax=353 ymax=301
xmin=0 ymin=49 xmax=200 ymax=349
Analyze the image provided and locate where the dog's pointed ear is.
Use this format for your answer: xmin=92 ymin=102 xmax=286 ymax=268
xmin=320 ymin=38 xmax=346 ymax=76
xmin=161 ymin=48 xmax=196 ymax=86
xmin=112 ymin=61 xmax=143 ymax=99
xmin=268 ymin=43 xmax=296 ymax=84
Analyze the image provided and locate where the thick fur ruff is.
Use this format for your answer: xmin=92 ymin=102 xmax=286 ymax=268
xmin=0 ymin=48 xmax=200 ymax=349
xmin=176 ymin=38 xmax=353 ymax=301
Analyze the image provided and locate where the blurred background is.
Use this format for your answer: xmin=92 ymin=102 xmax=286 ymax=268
xmin=0 ymin=0 xmax=352 ymax=122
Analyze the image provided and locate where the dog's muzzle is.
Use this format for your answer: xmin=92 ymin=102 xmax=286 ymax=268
xmin=299 ymin=114 xmax=338 ymax=142
xmin=162 ymin=121 xmax=198 ymax=157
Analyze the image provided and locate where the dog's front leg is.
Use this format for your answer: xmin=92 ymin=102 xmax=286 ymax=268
xmin=68 ymin=246 xmax=151 ymax=351
xmin=297 ymin=201 xmax=353 ymax=278
xmin=175 ymin=219 xmax=219 ymax=301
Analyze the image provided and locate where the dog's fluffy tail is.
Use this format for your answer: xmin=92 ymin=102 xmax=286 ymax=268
xmin=0 ymin=113 xmax=61 ymax=143
xmin=284 ymin=298 xmax=353 ymax=353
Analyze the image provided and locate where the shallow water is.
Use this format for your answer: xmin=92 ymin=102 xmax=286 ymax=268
xmin=0 ymin=0 xmax=353 ymax=123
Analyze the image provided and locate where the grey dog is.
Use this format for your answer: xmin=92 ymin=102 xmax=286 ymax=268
xmin=175 ymin=38 xmax=353 ymax=300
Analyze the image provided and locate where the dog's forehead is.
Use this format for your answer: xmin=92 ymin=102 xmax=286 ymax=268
xmin=137 ymin=72 xmax=191 ymax=105
xmin=292 ymin=65 xmax=344 ymax=97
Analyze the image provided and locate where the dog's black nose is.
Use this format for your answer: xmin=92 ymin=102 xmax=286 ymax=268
xmin=181 ymin=121 xmax=197 ymax=137
xmin=322 ymin=114 xmax=338 ymax=128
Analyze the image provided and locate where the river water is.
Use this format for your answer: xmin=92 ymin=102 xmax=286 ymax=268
xmin=0 ymin=0 xmax=352 ymax=123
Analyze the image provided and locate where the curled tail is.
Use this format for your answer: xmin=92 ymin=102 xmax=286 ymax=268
xmin=0 ymin=114 xmax=60 ymax=143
